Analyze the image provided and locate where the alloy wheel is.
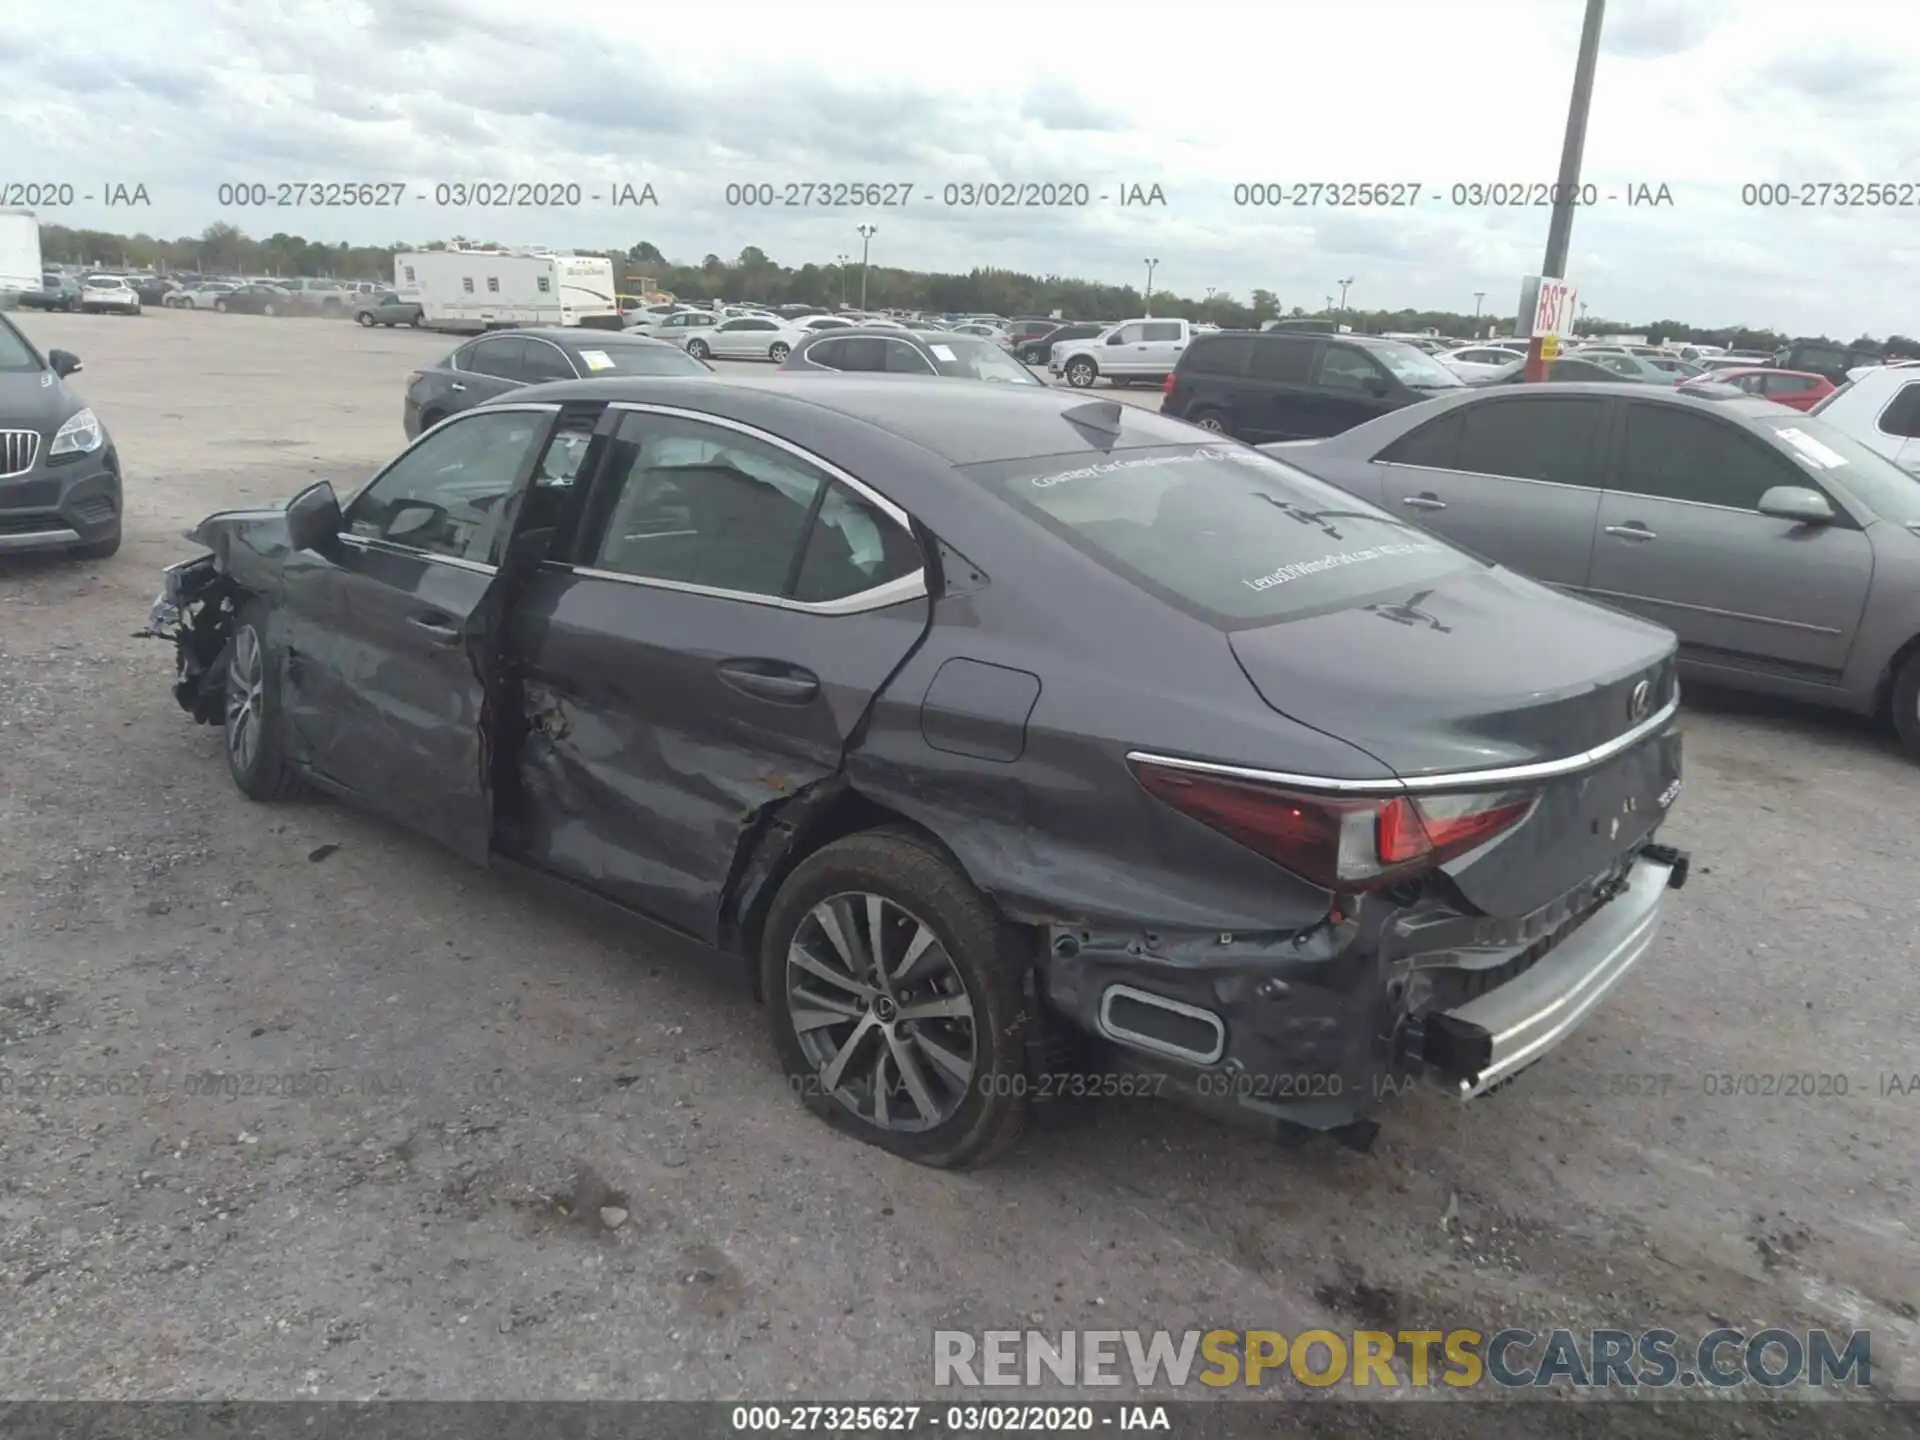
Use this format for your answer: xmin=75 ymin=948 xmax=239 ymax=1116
xmin=226 ymin=625 xmax=266 ymax=774
xmin=785 ymin=892 xmax=978 ymax=1133
xmin=1195 ymin=414 xmax=1224 ymax=432
xmin=1067 ymin=360 xmax=1095 ymax=388
xmin=769 ymin=342 xmax=790 ymax=362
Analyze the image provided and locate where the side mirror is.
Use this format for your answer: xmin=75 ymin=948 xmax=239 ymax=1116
xmin=1757 ymin=485 xmax=1834 ymax=525
xmin=1105 ymin=334 xmax=1127 ymax=346
xmin=285 ymin=480 xmax=344 ymax=551
xmin=47 ymin=348 xmax=81 ymax=377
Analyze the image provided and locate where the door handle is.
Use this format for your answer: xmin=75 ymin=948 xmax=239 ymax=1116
xmin=449 ymin=382 xmax=466 ymax=392
xmin=717 ymin=660 xmax=819 ymax=704
xmin=1604 ymin=524 xmax=1657 ymax=541
xmin=1402 ymin=494 xmax=1447 ymax=511
xmin=407 ymin=613 xmax=463 ymax=645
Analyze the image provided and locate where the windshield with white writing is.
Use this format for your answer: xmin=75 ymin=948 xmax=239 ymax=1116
xmin=967 ymin=444 xmax=1475 ymax=626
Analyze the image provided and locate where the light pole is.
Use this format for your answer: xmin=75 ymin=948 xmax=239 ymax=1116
xmin=1578 ymin=299 xmax=1589 ymax=335
xmin=836 ymin=253 xmax=849 ymax=307
xmin=1143 ymin=258 xmax=1159 ymax=316
xmin=1337 ymin=276 xmax=1354 ymax=311
xmin=856 ymin=224 xmax=877 ymax=310
xmin=1527 ymin=0 xmax=1606 ymax=381
xmin=1473 ymin=291 xmax=1486 ymax=318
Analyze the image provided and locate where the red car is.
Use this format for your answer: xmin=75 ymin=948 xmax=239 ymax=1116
xmin=1681 ymin=366 xmax=1834 ymax=411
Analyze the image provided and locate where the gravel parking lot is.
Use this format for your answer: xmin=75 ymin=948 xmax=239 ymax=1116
xmin=2 ymin=308 xmax=1917 ymax=1413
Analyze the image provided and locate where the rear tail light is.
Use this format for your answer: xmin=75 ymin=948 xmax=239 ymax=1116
xmin=1162 ymin=371 xmax=1177 ymax=396
xmin=1131 ymin=761 xmax=1534 ymax=892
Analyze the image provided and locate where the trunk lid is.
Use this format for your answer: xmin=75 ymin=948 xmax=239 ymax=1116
xmin=1227 ymin=565 xmax=1681 ymax=916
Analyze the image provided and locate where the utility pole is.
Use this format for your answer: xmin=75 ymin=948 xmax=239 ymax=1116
xmin=1143 ymin=258 xmax=1160 ymax=316
xmin=836 ymin=253 xmax=849 ymax=307
xmin=1337 ymin=276 xmax=1353 ymax=311
xmin=1526 ymin=0 xmax=1606 ymax=381
xmin=856 ymin=224 xmax=877 ymax=309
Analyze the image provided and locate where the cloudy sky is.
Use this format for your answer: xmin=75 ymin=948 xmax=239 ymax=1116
xmin=7 ymin=0 xmax=1918 ymax=335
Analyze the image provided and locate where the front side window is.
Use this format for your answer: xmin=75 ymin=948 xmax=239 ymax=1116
xmin=968 ymin=444 xmax=1468 ymax=627
xmin=1615 ymin=404 xmax=1806 ymax=510
xmin=344 ymin=410 xmax=549 ymax=562
xmin=1317 ymin=347 xmax=1383 ymax=391
xmin=587 ymin=414 xmax=918 ymax=602
xmin=1141 ymin=322 xmax=1183 ymax=342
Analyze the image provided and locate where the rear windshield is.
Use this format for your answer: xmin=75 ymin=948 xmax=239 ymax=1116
xmin=1755 ymin=413 xmax=1920 ymax=525
xmin=967 ymin=443 xmax=1473 ymax=626
xmin=573 ymin=342 xmax=709 ymax=375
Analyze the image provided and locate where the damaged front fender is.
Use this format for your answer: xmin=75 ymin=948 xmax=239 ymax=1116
xmin=141 ymin=553 xmax=237 ymax=725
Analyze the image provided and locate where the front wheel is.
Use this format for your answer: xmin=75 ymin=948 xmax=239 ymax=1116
xmin=761 ymin=831 xmax=1031 ymax=1169
xmin=223 ymin=604 xmax=302 ymax=802
xmin=356 ymin=311 xmax=374 ymax=327
xmin=1065 ymin=357 xmax=1097 ymax=388
xmin=687 ymin=339 xmax=711 ymax=360
xmin=769 ymin=341 xmax=791 ymax=362
xmin=408 ymin=313 xmax=422 ymax=327
xmin=1888 ymin=650 xmax=1920 ymax=757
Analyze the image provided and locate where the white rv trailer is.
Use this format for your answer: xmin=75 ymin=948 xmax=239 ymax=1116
xmin=0 ymin=210 xmax=43 ymax=306
xmin=392 ymin=247 xmax=619 ymax=332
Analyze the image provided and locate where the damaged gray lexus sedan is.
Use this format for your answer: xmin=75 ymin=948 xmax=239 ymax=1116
xmin=146 ymin=376 xmax=1690 ymax=1169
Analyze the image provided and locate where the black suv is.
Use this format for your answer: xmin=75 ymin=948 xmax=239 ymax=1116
xmin=1016 ymin=322 xmax=1104 ymax=366
xmin=1162 ymin=330 xmax=1465 ymax=441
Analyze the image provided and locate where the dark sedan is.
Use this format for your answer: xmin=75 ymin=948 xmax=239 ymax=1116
xmin=17 ymin=274 xmax=80 ymax=312
xmin=0 ymin=312 xmax=122 ymax=557
xmin=146 ymin=378 xmax=1689 ymax=1167
xmin=1015 ymin=322 xmax=1104 ymax=365
xmin=1480 ymin=355 xmax=1647 ymax=385
xmin=404 ymin=329 xmax=713 ymax=436
xmin=778 ymin=328 xmax=1043 ymax=384
xmin=214 ymin=284 xmax=298 ymax=316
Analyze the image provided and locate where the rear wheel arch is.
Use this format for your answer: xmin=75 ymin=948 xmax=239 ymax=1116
xmin=1876 ymin=633 xmax=1920 ymax=753
xmin=725 ymin=787 xmax=1003 ymax=1000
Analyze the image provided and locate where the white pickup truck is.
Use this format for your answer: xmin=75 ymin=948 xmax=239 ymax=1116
xmin=1048 ymin=318 xmax=1193 ymax=389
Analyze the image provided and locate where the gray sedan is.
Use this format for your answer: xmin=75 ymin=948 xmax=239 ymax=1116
xmin=353 ymin=291 xmax=423 ymax=328
xmin=1262 ymin=383 xmax=1920 ymax=754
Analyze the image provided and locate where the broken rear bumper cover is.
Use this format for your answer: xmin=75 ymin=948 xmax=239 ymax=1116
xmin=1037 ymin=843 xmax=1691 ymax=1133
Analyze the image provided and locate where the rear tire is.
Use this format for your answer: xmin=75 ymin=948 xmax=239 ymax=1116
xmin=222 ymin=601 xmax=303 ymax=802
xmin=356 ymin=311 xmax=374 ymax=327
xmin=761 ymin=830 xmax=1031 ymax=1170
xmin=1189 ymin=408 xmax=1229 ymax=435
xmin=418 ymin=409 xmax=445 ymax=432
xmin=1889 ymin=651 xmax=1920 ymax=757
xmin=214 ymin=300 xmax=228 ymax=313
xmin=687 ymin=339 xmax=711 ymax=360
xmin=769 ymin=341 xmax=791 ymax=362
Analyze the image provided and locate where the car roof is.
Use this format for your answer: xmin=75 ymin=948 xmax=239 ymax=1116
xmin=498 ymin=373 xmax=1203 ymax=464
xmin=467 ymin=328 xmax=679 ymax=348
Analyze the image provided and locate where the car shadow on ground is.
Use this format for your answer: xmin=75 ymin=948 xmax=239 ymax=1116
xmin=1680 ymin=682 xmax=1901 ymax=762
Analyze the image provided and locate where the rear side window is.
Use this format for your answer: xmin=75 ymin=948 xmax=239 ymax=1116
xmin=967 ymin=444 xmax=1469 ymax=627
xmin=1382 ymin=398 xmax=1606 ymax=486
xmin=1246 ymin=337 xmax=1313 ymax=382
xmin=1184 ymin=334 xmax=1251 ymax=375
xmin=1877 ymin=382 xmax=1920 ymax=438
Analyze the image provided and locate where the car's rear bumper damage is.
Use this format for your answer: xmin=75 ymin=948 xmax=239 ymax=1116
xmin=1035 ymin=840 xmax=1691 ymax=1141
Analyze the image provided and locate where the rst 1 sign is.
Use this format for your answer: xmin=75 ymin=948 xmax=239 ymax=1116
xmin=1517 ymin=276 xmax=1579 ymax=339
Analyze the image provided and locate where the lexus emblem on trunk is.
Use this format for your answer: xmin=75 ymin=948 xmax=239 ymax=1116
xmin=1628 ymin=680 xmax=1652 ymax=722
